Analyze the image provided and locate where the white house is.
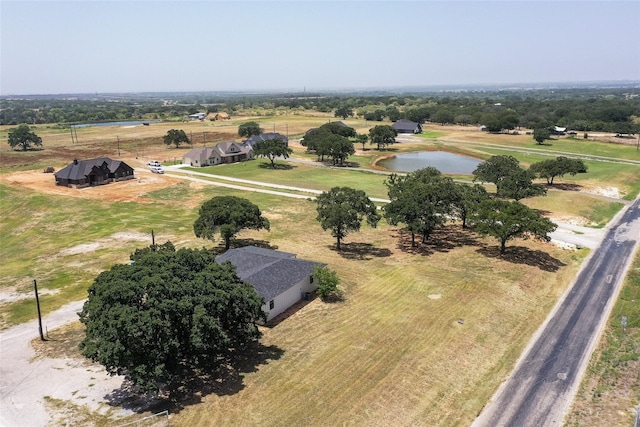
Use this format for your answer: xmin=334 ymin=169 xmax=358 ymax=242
xmin=182 ymin=141 xmax=253 ymax=167
xmin=215 ymin=246 xmax=325 ymax=322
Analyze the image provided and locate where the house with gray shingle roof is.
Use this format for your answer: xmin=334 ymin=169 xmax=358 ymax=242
xmin=392 ymin=119 xmax=422 ymax=134
xmin=215 ymin=246 xmax=325 ymax=321
xmin=245 ymin=132 xmax=289 ymax=148
xmin=54 ymin=157 xmax=135 ymax=188
xmin=182 ymin=141 xmax=253 ymax=167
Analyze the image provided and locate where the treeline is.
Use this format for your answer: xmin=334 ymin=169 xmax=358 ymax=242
xmin=1 ymin=88 xmax=639 ymax=134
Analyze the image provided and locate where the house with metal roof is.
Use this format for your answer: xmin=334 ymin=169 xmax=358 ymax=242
xmin=215 ymin=246 xmax=325 ymax=322
xmin=182 ymin=141 xmax=254 ymax=167
xmin=245 ymin=132 xmax=289 ymax=148
xmin=54 ymin=157 xmax=135 ymax=188
xmin=392 ymin=119 xmax=422 ymax=134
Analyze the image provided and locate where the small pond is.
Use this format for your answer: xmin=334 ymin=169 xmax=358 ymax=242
xmin=377 ymin=151 xmax=481 ymax=174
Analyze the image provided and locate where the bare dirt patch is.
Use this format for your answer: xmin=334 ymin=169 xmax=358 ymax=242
xmin=0 ymin=168 xmax=180 ymax=203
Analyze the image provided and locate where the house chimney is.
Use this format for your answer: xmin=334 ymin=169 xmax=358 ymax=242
xmin=73 ymin=158 xmax=78 ymax=165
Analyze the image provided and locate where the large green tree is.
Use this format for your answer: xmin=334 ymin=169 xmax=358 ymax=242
xmin=253 ymin=138 xmax=293 ymax=168
xmin=384 ymin=167 xmax=456 ymax=246
xmin=7 ymin=124 xmax=42 ymax=151
xmin=530 ymin=156 xmax=588 ymax=185
xmin=497 ymin=168 xmax=547 ymax=200
xmin=334 ymin=106 xmax=354 ymax=120
xmin=532 ymin=127 xmax=551 ymax=144
xmin=79 ymin=244 xmax=265 ymax=393
xmin=451 ymin=183 xmax=490 ymax=229
xmin=326 ymin=134 xmax=355 ymax=166
xmin=194 ymin=196 xmax=270 ymax=249
xmin=369 ymin=125 xmax=397 ymax=150
xmin=473 ymin=199 xmax=557 ymax=254
xmin=316 ymin=187 xmax=380 ymax=250
xmin=473 ymin=155 xmax=521 ymax=193
xmin=163 ymin=129 xmax=189 ymax=148
xmin=238 ymin=121 xmax=263 ymax=138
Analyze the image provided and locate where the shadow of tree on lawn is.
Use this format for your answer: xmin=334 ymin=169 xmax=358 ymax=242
xmin=257 ymin=162 xmax=295 ymax=170
xmin=476 ymin=245 xmax=566 ymax=272
xmin=206 ymin=238 xmax=278 ymax=256
xmin=393 ymin=226 xmax=484 ymax=256
xmin=332 ymin=242 xmax=392 ymax=260
xmin=104 ymin=341 xmax=284 ymax=415
xmin=550 ymin=183 xmax=583 ymax=192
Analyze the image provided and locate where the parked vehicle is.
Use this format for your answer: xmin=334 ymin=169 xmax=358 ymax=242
xmin=150 ymin=166 xmax=164 ymax=174
xmin=148 ymin=160 xmax=161 ymax=167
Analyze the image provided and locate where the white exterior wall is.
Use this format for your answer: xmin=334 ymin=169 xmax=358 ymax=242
xmin=264 ymin=276 xmax=317 ymax=321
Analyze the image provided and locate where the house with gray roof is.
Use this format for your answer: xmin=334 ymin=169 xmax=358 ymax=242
xmin=245 ymin=132 xmax=289 ymax=148
xmin=182 ymin=141 xmax=253 ymax=167
xmin=215 ymin=246 xmax=325 ymax=321
xmin=392 ymin=119 xmax=422 ymax=134
xmin=54 ymin=157 xmax=135 ymax=188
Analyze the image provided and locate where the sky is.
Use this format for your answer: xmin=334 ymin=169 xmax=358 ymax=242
xmin=1 ymin=1 xmax=639 ymax=95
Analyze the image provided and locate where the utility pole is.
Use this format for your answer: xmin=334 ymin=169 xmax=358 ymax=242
xmin=151 ymin=229 xmax=155 ymax=247
xmin=34 ymin=280 xmax=45 ymax=341
xmin=203 ymin=131 xmax=206 ymax=146
xmin=117 ymin=136 xmax=121 ymax=157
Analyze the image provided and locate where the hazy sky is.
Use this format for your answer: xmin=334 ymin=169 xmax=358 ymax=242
xmin=1 ymin=1 xmax=639 ymax=95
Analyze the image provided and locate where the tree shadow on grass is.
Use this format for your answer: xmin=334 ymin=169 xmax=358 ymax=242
xmin=550 ymin=183 xmax=583 ymax=192
xmin=257 ymin=162 xmax=295 ymax=170
xmin=393 ymin=226 xmax=483 ymax=256
xmin=476 ymin=245 xmax=566 ymax=272
xmin=104 ymin=341 xmax=284 ymax=414
xmin=331 ymin=242 xmax=392 ymax=260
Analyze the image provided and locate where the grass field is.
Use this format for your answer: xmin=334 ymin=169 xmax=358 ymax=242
xmin=2 ymin=114 xmax=638 ymax=425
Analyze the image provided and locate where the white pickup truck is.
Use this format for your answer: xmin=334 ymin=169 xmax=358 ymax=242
xmin=148 ymin=160 xmax=161 ymax=167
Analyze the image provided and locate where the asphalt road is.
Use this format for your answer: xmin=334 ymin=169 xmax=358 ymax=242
xmin=472 ymin=196 xmax=640 ymax=427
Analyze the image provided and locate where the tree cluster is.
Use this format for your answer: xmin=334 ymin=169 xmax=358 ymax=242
xmin=163 ymin=129 xmax=189 ymax=148
xmin=301 ymin=122 xmax=356 ymax=165
xmin=473 ymin=155 xmax=547 ymax=200
xmin=79 ymin=243 xmax=265 ymax=393
xmin=383 ymin=167 xmax=556 ymax=254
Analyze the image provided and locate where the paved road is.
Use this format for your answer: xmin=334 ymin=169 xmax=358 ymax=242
xmin=472 ymin=196 xmax=640 ymax=427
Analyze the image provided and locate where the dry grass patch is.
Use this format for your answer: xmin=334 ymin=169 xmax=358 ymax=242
xmin=173 ymin=216 xmax=582 ymax=427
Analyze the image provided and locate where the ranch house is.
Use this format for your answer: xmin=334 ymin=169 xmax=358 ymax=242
xmin=215 ymin=246 xmax=325 ymax=322
xmin=182 ymin=141 xmax=254 ymax=167
xmin=54 ymin=157 xmax=135 ymax=188
xmin=392 ymin=119 xmax=423 ymax=134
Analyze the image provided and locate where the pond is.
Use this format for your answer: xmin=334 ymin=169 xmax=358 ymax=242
xmin=377 ymin=151 xmax=481 ymax=174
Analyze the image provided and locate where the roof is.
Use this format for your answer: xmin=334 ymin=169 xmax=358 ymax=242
xmin=215 ymin=246 xmax=324 ymax=301
xmin=214 ymin=141 xmax=252 ymax=157
xmin=54 ymin=157 xmax=129 ymax=181
xmin=245 ymin=133 xmax=289 ymax=147
xmin=183 ymin=147 xmax=216 ymax=163
xmin=392 ymin=120 xmax=421 ymax=132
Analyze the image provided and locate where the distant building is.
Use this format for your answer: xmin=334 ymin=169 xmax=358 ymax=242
xmin=392 ymin=119 xmax=422 ymax=134
xmin=54 ymin=157 xmax=135 ymax=188
xmin=182 ymin=141 xmax=253 ymax=167
xmin=551 ymin=126 xmax=567 ymax=135
xmin=188 ymin=112 xmax=206 ymax=121
xmin=215 ymin=246 xmax=325 ymax=322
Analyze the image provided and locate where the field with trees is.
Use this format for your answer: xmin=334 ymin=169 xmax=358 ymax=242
xmin=0 ymin=88 xmax=639 ymax=426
